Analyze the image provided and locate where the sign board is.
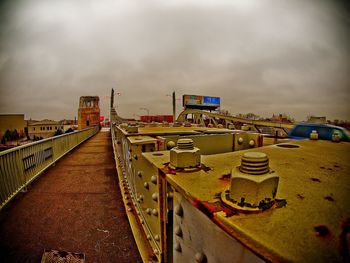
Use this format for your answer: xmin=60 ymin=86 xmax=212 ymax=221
xmin=183 ymin=95 xmax=220 ymax=109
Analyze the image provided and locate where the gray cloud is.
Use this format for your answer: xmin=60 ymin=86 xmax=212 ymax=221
xmin=0 ymin=0 xmax=349 ymax=121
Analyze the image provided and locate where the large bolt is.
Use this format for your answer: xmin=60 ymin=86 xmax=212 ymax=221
xmin=170 ymin=138 xmax=201 ymax=168
xmin=228 ymin=152 xmax=279 ymax=209
xmin=144 ymin=182 xmax=149 ymax=189
xmin=310 ymin=130 xmax=318 ymax=140
xmin=177 ymin=138 xmax=194 ymax=150
xmin=240 ymin=152 xmax=269 ymax=175
xmin=155 ymin=235 xmax=160 ymax=241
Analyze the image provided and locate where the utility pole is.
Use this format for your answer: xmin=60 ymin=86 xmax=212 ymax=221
xmin=111 ymin=88 xmax=114 ymax=108
xmin=172 ymin=91 xmax=176 ymax=123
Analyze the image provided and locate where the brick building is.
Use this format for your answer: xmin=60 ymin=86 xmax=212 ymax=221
xmin=78 ymin=96 xmax=100 ymax=130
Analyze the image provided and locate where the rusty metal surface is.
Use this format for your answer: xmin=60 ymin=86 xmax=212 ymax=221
xmin=144 ymin=140 xmax=350 ymax=262
xmin=41 ymin=249 xmax=85 ymax=263
xmin=0 ymin=131 xmax=141 ymax=263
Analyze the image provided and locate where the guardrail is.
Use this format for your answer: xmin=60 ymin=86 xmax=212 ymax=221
xmin=0 ymin=127 xmax=99 ymax=210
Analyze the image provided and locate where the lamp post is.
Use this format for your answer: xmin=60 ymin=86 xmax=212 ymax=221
xmin=166 ymin=91 xmax=179 ymax=123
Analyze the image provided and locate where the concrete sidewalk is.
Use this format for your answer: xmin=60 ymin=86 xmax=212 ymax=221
xmin=0 ymin=131 xmax=141 ymax=262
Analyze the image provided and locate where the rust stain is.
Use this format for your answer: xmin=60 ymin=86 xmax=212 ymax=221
xmin=311 ymin=177 xmax=321 ymax=182
xmin=314 ymin=225 xmax=330 ymax=238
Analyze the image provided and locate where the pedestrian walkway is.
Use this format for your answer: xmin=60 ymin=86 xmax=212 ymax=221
xmin=0 ymin=131 xmax=141 ymax=262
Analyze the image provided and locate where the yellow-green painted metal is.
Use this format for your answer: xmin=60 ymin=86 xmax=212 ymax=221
xmin=110 ymin=105 xmax=349 ymax=262
xmin=145 ymin=140 xmax=350 ymax=262
xmin=0 ymin=127 xmax=98 ymax=210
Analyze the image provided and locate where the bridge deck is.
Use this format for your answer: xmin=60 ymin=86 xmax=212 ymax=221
xmin=0 ymin=131 xmax=141 ymax=262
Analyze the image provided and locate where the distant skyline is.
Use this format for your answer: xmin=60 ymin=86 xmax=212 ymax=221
xmin=0 ymin=0 xmax=349 ymax=122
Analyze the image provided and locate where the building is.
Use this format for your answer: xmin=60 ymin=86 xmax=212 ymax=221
xmin=307 ymin=116 xmax=327 ymax=124
xmin=140 ymin=115 xmax=173 ymax=123
xmin=0 ymin=114 xmax=25 ymax=140
xmin=78 ymin=96 xmax=100 ymax=130
xmin=28 ymin=120 xmax=63 ymax=140
xmin=59 ymin=119 xmax=77 ymax=132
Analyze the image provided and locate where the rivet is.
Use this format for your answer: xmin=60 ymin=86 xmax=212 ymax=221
xmin=134 ymin=154 xmax=138 ymax=160
xmin=174 ymin=226 xmax=183 ymax=237
xmin=140 ymin=219 xmax=144 ymax=224
xmin=144 ymin=182 xmax=149 ymax=189
xmin=167 ymin=192 xmax=173 ymax=199
xmin=125 ymin=196 xmax=129 ymax=200
xmin=175 ymin=204 xmax=183 ymax=217
xmin=152 ymin=209 xmax=158 ymax=216
xmin=195 ymin=252 xmax=207 ymax=263
xmin=152 ymin=193 xmax=159 ymax=201
xmin=137 ymin=171 xmax=142 ymax=177
xmin=175 ymin=242 xmax=182 ymax=252
xmin=249 ymin=140 xmax=255 ymax=147
xmin=151 ymin=175 xmax=157 ymax=184
xmin=153 ymin=249 xmax=159 ymax=255
xmin=127 ymin=207 xmax=133 ymax=212
xmin=147 ymin=234 xmax=151 ymax=240
xmin=238 ymin=137 xmax=243 ymax=145
xmin=146 ymin=208 xmax=152 ymax=215
xmin=155 ymin=235 xmax=160 ymax=241
xmin=137 ymin=211 xmax=140 ymax=215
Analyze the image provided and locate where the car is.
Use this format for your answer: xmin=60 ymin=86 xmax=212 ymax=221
xmin=288 ymin=123 xmax=350 ymax=142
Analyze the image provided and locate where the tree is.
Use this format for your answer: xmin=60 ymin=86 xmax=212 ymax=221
xmin=65 ymin=128 xmax=74 ymax=134
xmin=54 ymin=129 xmax=64 ymax=136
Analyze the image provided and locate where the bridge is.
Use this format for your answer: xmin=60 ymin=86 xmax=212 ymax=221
xmin=176 ymin=108 xmax=294 ymax=135
xmin=0 ymin=128 xmax=141 ymax=262
xmin=1 ymin=108 xmax=349 ymax=263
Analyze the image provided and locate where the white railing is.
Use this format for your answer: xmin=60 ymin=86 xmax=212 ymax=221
xmin=0 ymin=127 xmax=98 ymax=209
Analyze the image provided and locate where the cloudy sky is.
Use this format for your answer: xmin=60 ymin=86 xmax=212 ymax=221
xmin=0 ymin=0 xmax=349 ymax=121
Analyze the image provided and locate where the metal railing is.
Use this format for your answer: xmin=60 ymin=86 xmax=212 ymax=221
xmin=0 ymin=127 xmax=98 ymax=209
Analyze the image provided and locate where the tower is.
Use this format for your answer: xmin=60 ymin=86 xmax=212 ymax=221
xmin=78 ymin=96 xmax=100 ymax=130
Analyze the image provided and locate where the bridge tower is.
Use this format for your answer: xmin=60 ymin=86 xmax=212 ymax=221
xmin=78 ymin=96 xmax=100 ymax=130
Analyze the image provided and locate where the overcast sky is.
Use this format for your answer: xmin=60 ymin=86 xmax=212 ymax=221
xmin=0 ymin=0 xmax=349 ymax=121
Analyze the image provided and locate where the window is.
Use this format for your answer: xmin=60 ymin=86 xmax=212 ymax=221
xmin=55 ymin=127 xmax=57 ymax=130
xmin=33 ymin=128 xmax=35 ymax=131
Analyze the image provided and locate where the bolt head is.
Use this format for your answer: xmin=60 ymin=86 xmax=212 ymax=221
xmin=170 ymin=147 xmax=201 ymax=168
xmin=152 ymin=193 xmax=159 ymax=201
xmin=151 ymin=175 xmax=157 ymax=184
xmin=249 ymin=140 xmax=255 ymax=147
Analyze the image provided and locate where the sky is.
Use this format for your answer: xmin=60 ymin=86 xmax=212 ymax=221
xmin=0 ymin=0 xmax=349 ymax=121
